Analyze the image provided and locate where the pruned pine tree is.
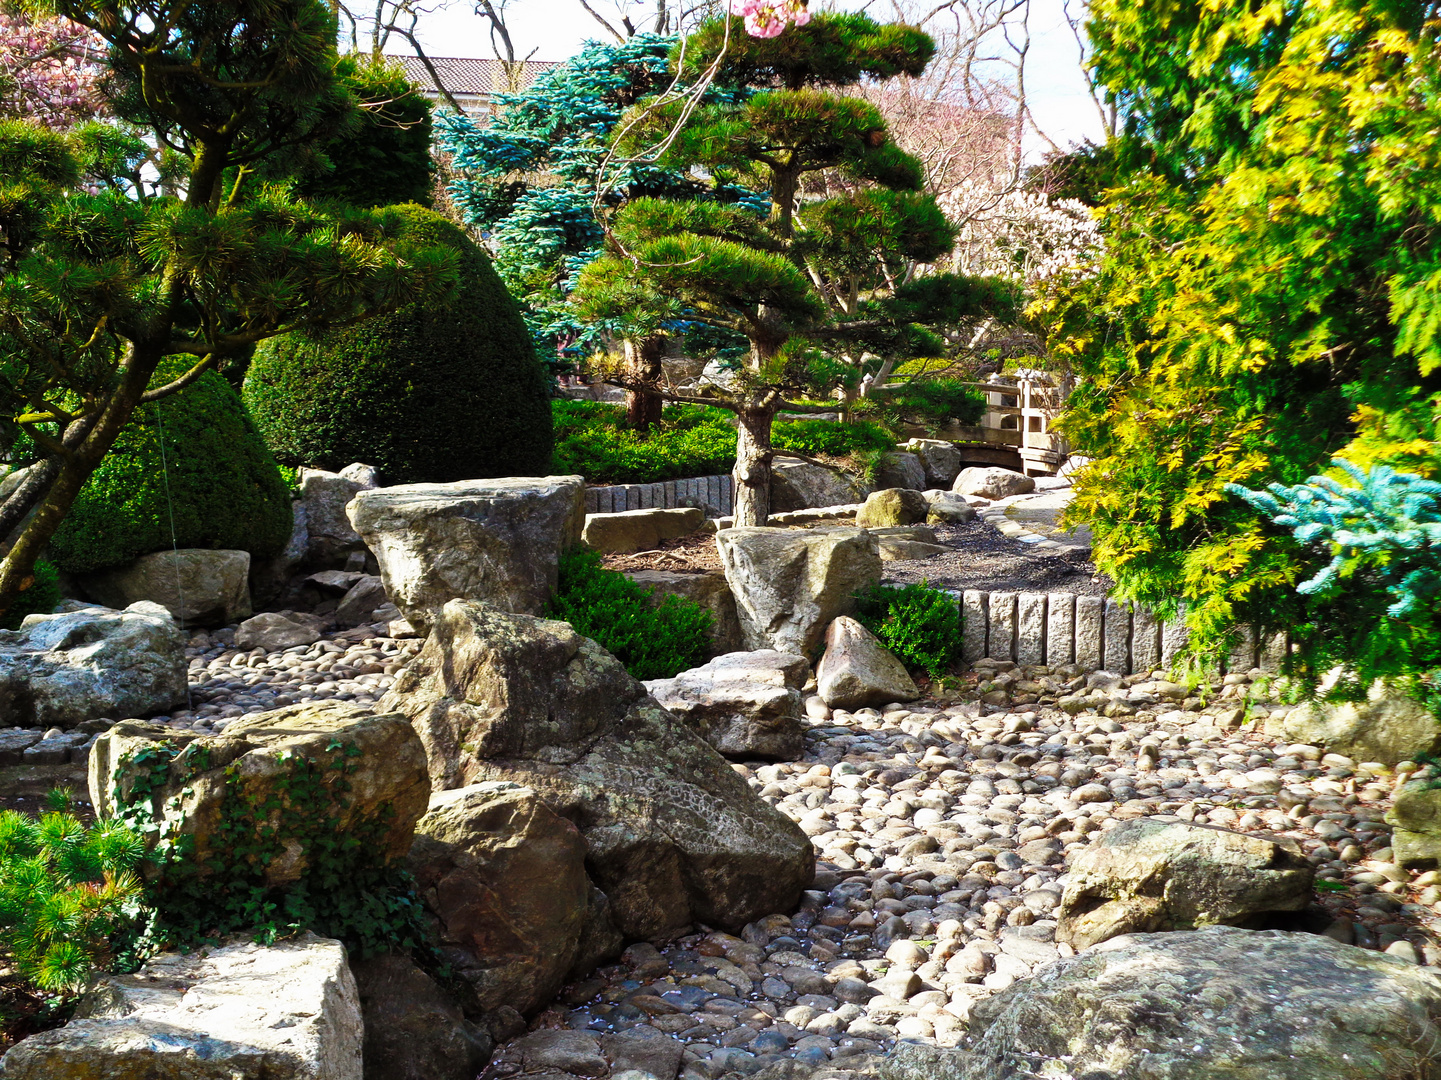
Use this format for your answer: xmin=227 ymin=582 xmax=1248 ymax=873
xmin=0 ymin=0 xmax=457 ymax=612
xmin=576 ymin=12 xmax=1022 ymax=525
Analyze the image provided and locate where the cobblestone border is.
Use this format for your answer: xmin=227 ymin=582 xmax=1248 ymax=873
xmin=956 ymin=589 xmax=1285 ymax=677
xmin=585 ymin=475 xmax=734 ymax=516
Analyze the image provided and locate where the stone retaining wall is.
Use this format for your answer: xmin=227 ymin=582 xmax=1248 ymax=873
xmin=958 ymin=590 xmax=1285 ymax=676
xmin=585 ymin=475 xmax=734 ymax=516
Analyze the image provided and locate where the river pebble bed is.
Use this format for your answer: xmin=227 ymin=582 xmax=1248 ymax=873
xmin=8 ymin=625 xmax=1438 ymax=1080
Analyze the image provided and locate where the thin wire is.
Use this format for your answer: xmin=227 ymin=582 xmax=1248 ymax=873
xmin=153 ymin=400 xmax=194 ymax=712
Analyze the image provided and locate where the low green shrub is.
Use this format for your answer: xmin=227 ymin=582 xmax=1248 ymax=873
xmin=0 ymin=791 xmax=146 ymax=996
xmin=866 ymin=378 xmax=987 ymax=429
xmin=552 ymin=400 xmax=897 ymax=484
xmin=550 ymin=548 xmax=712 ymax=680
xmin=46 ymin=361 xmax=293 ymax=576
xmin=1 ymin=560 xmax=60 ymax=630
xmin=854 ymin=582 xmax=963 ymax=678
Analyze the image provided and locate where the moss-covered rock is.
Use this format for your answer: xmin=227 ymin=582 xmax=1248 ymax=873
xmin=244 ymin=205 xmax=553 ymax=486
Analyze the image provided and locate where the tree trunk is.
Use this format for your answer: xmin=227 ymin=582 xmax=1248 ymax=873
xmin=732 ymin=404 xmax=775 ymax=527
xmin=624 ymin=334 xmax=665 ymax=432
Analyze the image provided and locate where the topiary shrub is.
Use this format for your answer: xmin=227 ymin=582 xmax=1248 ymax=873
xmin=46 ymin=364 xmax=294 ymax=576
xmin=550 ymin=548 xmax=711 ymax=680
xmin=854 ymin=581 xmax=963 ymax=678
xmin=244 ymin=205 xmax=553 ymax=486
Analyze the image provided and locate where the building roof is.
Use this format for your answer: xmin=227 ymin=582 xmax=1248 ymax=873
xmin=391 ymin=55 xmax=556 ymax=99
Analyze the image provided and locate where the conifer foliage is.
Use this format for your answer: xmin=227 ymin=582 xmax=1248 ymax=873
xmin=0 ymin=1 xmax=457 ymax=612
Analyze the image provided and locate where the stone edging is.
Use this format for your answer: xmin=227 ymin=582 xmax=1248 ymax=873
xmin=956 ymin=589 xmax=1286 ymax=677
xmin=585 ymin=475 xmax=734 ymax=516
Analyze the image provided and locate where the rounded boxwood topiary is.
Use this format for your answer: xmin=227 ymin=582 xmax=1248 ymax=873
xmin=46 ymin=363 xmax=294 ymax=576
xmin=243 ymin=205 xmax=554 ymax=485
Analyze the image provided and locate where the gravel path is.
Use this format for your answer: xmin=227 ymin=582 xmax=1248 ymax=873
xmin=882 ymin=518 xmax=1112 ymax=596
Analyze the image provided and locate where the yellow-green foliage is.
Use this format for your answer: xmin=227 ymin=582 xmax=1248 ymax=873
xmin=1049 ymin=0 xmax=1441 ymax=663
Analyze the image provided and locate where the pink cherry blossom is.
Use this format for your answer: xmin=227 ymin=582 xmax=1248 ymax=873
xmin=728 ymin=0 xmax=810 ymax=38
xmin=0 ymin=14 xmax=105 ymax=128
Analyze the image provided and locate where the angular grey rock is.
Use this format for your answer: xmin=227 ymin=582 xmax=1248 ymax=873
xmin=569 ymin=882 xmax=625 ymax=979
xmin=348 ymin=475 xmax=585 ymax=631
xmin=338 ymin=461 xmax=382 ymax=487
xmin=0 ymin=730 xmax=42 ymax=764
xmin=234 ymin=610 xmax=324 ymax=651
xmin=335 ymin=574 xmax=390 ymax=627
xmin=951 ymin=467 xmax=1035 ymax=500
xmin=582 ymin=507 xmax=705 ymax=553
xmin=350 ymin=950 xmax=493 ymax=1080
xmin=960 ymin=926 xmax=1441 ymax=1080
xmin=922 ymin=490 xmax=977 ymax=524
xmin=300 ymin=466 xmax=376 ymax=566
xmin=716 ymin=527 xmax=881 ymax=655
xmin=1057 ymin=817 xmax=1314 ymax=949
xmin=90 ymin=703 xmax=430 ymax=885
xmin=379 ymin=600 xmax=815 ymax=939
xmin=1 ymin=933 xmax=362 ymax=1080
xmin=901 ymin=439 xmax=965 ymax=488
xmin=855 ymin=488 xmax=929 ymax=528
xmin=645 ymin=650 xmax=808 ymax=760
xmin=874 ymin=451 xmax=926 ymax=491
xmin=815 ymin=616 xmax=918 ymax=710
xmin=407 ymin=782 xmax=590 ymax=1016
xmin=771 ymin=457 xmax=867 ymax=513
xmin=0 ymin=602 xmax=186 ymax=730
xmin=602 ymin=1030 xmax=686 ymax=1080
xmin=251 ymin=500 xmax=309 ymax=605
xmin=879 ymin=1040 xmax=969 ymax=1080
xmin=511 ymin=1029 xmax=608 ymax=1076
xmin=1266 ymin=676 xmax=1440 ymax=766
xmin=80 ymin=548 xmax=252 ymax=627
xmin=626 ymin=569 xmax=743 ymax=655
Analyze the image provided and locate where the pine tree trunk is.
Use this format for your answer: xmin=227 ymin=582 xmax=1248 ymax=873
xmin=624 ymin=334 xmax=665 ymax=432
xmin=732 ymin=404 xmax=775 ymax=527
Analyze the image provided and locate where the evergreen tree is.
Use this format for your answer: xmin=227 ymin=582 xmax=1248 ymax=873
xmin=575 ymin=13 xmax=1019 ymax=524
xmin=0 ymin=1 xmax=456 ymax=611
xmin=1047 ymin=0 xmax=1441 ymax=660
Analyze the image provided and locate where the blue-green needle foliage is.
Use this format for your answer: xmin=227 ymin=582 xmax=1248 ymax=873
xmin=1228 ymin=460 xmax=1441 ymax=696
xmin=437 ymin=35 xmax=761 ymax=367
xmin=0 ymin=790 xmax=147 ymax=996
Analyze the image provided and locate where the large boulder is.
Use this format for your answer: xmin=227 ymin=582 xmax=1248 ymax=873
xmin=1388 ymin=781 xmax=1441 ymax=868
xmin=873 ymin=451 xmax=926 ymax=491
xmin=716 ymin=527 xmax=882 ymax=655
xmin=952 ymin=466 xmax=1035 ymax=500
xmin=815 ymin=616 xmax=919 ymax=710
xmin=350 ymin=951 xmax=493 ymax=1080
xmin=235 ymin=610 xmax=324 ymax=651
xmin=1057 ymin=817 xmax=1314 ymax=949
xmin=855 ymin=488 xmax=929 ymax=528
xmin=771 ymin=457 xmax=867 ymax=513
xmin=347 ymin=475 xmax=585 ymax=632
xmin=645 ymin=650 xmax=809 ymax=761
xmin=379 ymin=600 xmax=815 ymax=939
xmin=2 ymin=933 xmax=362 ymax=1080
xmin=80 ymin=548 xmax=251 ymax=628
xmin=250 ymin=499 xmax=309 ymax=605
xmin=406 ymin=782 xmax=590 ymax=1016
xmin=300 ymin=464 xmax=377 ymax=566
xmin=582 ymin=507 xmax=705 ymax=554
xmin=626 ymin=570 xmax=743 ymax=655
xmin=1265 ymin=678 xmax=1440 ymax=766
xmin=902 ymin=439 xmax=964 ymax=488
xmin=958 ymin=926 xmax=1441 ymax=1080
xmin=0 ymin=602 xmax=186 ymax=730
xmin=335 ymin=574 xmax=390 ymax=627
xmin=89 ymin=702 xmax=430 ymax=886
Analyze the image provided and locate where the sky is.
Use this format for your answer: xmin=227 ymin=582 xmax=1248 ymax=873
xmin=372 ymin=0 xmax=1108 ymax=157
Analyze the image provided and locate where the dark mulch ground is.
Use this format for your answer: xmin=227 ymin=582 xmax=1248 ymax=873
xmin=882 ymin=518 xmax=1114 ymax=596
xmin=602 ymin=517 xmax=1113 ymax=596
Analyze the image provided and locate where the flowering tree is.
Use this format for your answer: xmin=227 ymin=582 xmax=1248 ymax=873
xmin=729 ymin=0 xmax=807 ymax=38
xmin=0 ymin=12 xmax=104 ymax=127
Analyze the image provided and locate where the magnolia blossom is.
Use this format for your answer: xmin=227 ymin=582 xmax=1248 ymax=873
xmin=729 ymin=0 xmax=810 ymax=38
xmin=0 ymin=14 xmax=105 ymax=128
